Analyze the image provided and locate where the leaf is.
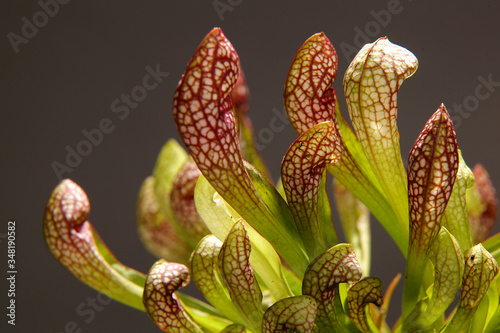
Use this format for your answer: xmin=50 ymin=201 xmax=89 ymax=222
xmin=220 ymin=324 xmax=248 ymax=333
xmin=283 ymin=33 xmax=406 ymax=256
xmin=441 ymin=150 xmax=474 ymax=252
xmin=404 ymin=105 xmax=459 ymax=318
xmin=482 ymin=277 xmax=500 ymax=332
xmin=170 ymin=159 xmax=210 ymax=241
xmin=218 ymin=221 xmax=263 ymax=332
xmin=176 ymin=293 xmax=235 ymax=332
xmin=143 ymin=260 xmax=203 ymax=333
xmin=302 ymin=243 xmax=362 ymax=332
xmin=467 ymin=164 xmax=498 ymax=244
xmin=404 ymin=227 xmax=464 ymax=332
xmin=194 ymin=174 xmax=294 ymax=301
xmin=189 ymin=235 xmax=246 ymax=326
xmin=281 ymin=121 xmax=341 ymax=260
xmin=470 ymin=278 xmax=499 ymax=333
xmin=344 ymin=37 xmax=418 ymax=229
xmin=347 ymin=277 xmax=383 ymax=333
xmin=483 ymin=232 xmax=500 ymax=263
xmin=284 ymin=32 xmax=338 ymax=133
xmin=152 ymin=139 xmax=194 ymax=246
xmin=441 ymin=244 xmax=499 ymax=333
xmin=261 ymin=296 xmax=318 ymax=333
xmin=372 ymin=273 xmax=401 ymax=332
xmin=407 ymin=105 xmax=459 ymax=253
xmin=243 ymin=160 xmax=299 ymax=241
xmin=43 ymin=179 xmax=145 ymax=311
xmin=282 ymin=266 xmax=303 ymax=297
xmin=333 ymin=179 xmax=371 ymax=276
xmin=173 ymin=27 xmax=309 ymax=276
xmin=137 ymin=176 xmax=193 ymax=265
xmin=332 ymin=92 xmax=408 ymax=255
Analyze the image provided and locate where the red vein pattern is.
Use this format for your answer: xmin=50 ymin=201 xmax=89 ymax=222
xmin=189 ymin=235 xmax=223 ymax=303
xmin=344 ymin=38 xmax=418 ymax=230
xmin=170 ymin=160 xmax=209 ymax=241
xmin=43 ymin=179 xmax=144 ymax=309
xmin=284 ymin=33 xmax=337 ymax=133
xmin=143 ymin=260 xmax=201 ymax=333
xmin=218 ymin=222 xmax=262 ymax=331
xmin=408 ymin=105 xmax=459 ymax=254
xmin=190 ymin=235 xmax=245 ymax=325
xmin=347 ymin=277 xmax=383 ymax=333
xmin=461 ymin=245 xmax=498 ymax=309
xmin=173 ymin=28 xmax=307 ymax=274
xmin=302 ymin=244 xmax=362 ymax=331
xmin=281 ymin=121 xmax=341 ymax=258
xmin=443 ymin=244 xmax=499 ymax=332
xmin=173 ymin=28 xmax=240 ymax=179
xmin=283 ymin=33 xmax=406 ymax=254
xmin=261 ymin=295 xmax=318 ymax=333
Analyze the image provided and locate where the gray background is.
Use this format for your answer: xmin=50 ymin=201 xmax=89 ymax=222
xmin=2 ymin=0 xmax=500 ymax=331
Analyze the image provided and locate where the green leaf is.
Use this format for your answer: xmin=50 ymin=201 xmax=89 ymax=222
xmin=218 ymin=221 xmax=263 ymax=332
xmin=344 ymin=37 xmax=418 ymax=231
xmin=173 ymin=27 xmax=309 ymax=276
xmin=484 ymin=232 xmax=500 ymax=262
xmin=333 ymin=179 xmax=371 ymax=275
xmin=329 ymin=92 xmax=407 ymax=256
xmin=189 ymin=235 xmax=246 ymax=326
xmin=302 ymin=243 xmax=362 ymax=332
xmin=137 ymin=176 xmax=193 ymax=265
xmin=262 ymin=296 xmax=318 ymax=333
xmin=404 ymin=227 xmax=464 ymax=332
xmin=282 ymin=266 xmax=303 ymax=297
xmin=152 ymin=139 xmax=195 ymax=246
xmin=470 ymin=278 xmax=499 ymax=333
xmin=143 ymin=259 xmax=203 ymax=333
xmin=177 ymin=292 xmax=235 ymax=332
xmin=220 ymin=324 xmax=248 ymax=333
xmin=243 ymin=160 xmax=300 ymax=244
xmin=404 ymin=105 xmax=459 ymax=319
xmin=281 ymin=121 xmax=341 ymax=260
xmin=43 ymin=179 xmax=145 ymax=311
xmin=347 ymin=277 xmax=383 ymax=333
xmin=441 ymin=244 xmax=499 ymax=333
xmin=194 ymin=174 xmax=294 ymax=301
xmin=441 ymin=150 xmax=474 ymax=252
xmin=483 ymin=277 xmax=500 ymax=332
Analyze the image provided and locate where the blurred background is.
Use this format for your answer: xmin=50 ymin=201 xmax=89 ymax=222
xmin=2 ymin=1 xmax=500 ymax=331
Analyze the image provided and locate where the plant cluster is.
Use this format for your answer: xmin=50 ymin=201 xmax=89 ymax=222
xmin=44 ymin=28 xmax=500 ymax=332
